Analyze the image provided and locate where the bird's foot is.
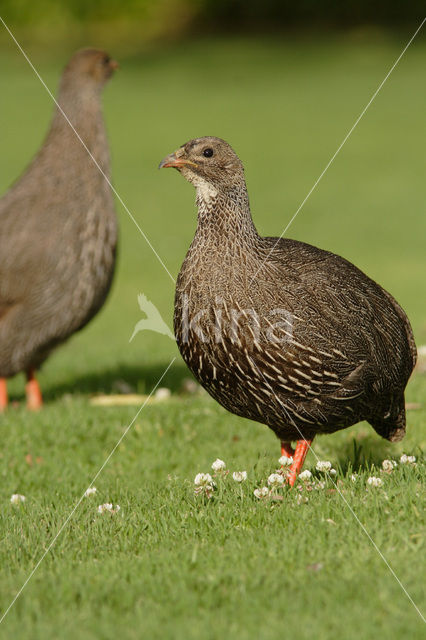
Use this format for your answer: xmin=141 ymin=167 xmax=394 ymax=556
xmin=281 ymin=441 xmax=295 ymax=459
xmin=0 ymin=378 xmax=8 ymax=411
xmin=25 ymin=370 xmax=42 ymax=410
xmin=288 ymin=439 xmax=313 ymax=487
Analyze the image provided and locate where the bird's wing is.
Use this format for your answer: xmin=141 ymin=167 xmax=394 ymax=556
xmin=0 ymin=170 xmax=65 ymax=307
xmin=252 ymin=237 xmax=414 ymax=396
xmin=380 ymin=287 xmax=417 ymax=370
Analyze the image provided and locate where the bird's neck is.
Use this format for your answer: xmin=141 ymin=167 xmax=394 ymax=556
xmin=194 ymin=180 xmax=260 ymax=249
xmin=48 ymin=83 xmax=106 ymax=153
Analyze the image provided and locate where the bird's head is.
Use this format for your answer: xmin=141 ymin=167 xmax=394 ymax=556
xmin=159 ymin=137 xmax=245 ymax=198
xmin=62 ymin=49 xmax=118 ymax=90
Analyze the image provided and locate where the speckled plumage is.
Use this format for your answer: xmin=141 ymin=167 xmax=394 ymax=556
xmin=162 ymin=137 xmax=416 ymax=447
xmin=0 ymin=49 xmax=118 ymax=383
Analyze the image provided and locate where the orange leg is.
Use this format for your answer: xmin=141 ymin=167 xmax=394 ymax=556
xmin=281 ymin=441 xmax=295 ymax=458
xmin=0 ymin=378 xmax=8 ymax=411
xmin=288 ymin=439 xmax=313 ymax=487
xmin=25 ymin=369 xmax=43 ymax=410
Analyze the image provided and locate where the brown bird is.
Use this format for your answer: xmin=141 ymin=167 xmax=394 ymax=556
xmin=160 ymin=136 xmax=417 ymax=485
xmin=0 ymin=49 xmax=118 ymax=410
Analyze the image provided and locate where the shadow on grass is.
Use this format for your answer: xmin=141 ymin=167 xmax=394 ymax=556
xmin=335 ymin=435 xmax=403 ymax=473
xmin=42 ymin=361 xmax=193 ymax=402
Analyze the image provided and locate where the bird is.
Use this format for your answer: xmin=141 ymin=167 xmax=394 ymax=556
xmin=160 ymin=136 xmax=417 ymax=485
xmin=0 ymin=49 xmax=119 ymax=410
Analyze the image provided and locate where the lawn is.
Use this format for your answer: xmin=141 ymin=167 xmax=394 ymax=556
xmin=0 ymin=32 xmax=425 ymax=639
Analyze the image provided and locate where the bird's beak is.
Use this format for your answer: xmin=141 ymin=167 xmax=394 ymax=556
xmin=158 ymin=151 xmax=198 ymax=170
xmin=109 ymin=59 xmax=119 ymax=71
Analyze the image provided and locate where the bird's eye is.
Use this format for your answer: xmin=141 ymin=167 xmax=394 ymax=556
xmin=103 ymin=55 xmax=111 ymax=65
xmin=203 ymin=148 xmax=214 ymax=158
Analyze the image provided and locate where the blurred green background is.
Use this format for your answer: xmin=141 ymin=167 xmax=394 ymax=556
xmin=0 ymin=0 xmax=425 ymax=48
xmin=1 ymin=6 xmax=425 ymax=397
xmin=0 ymin=5 xmax=425 ymax=639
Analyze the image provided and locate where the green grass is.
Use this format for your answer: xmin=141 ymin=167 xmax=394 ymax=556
xmin=0 ymin=34 xmax=425 ymax=639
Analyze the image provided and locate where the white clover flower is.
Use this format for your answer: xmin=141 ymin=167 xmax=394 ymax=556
xmin=10 ymin=494 xmax=26 ymax=504
xmin=350 ymin=473 xmax=358 ymax=482
xmin=329 ymin=468 xmax=337 ymax=476
xmin=298 ymin=470 xmax=312 ymax=480
xmin=268 ymin=473 xmax=285 ymax=488
xmin=194 ymin=472 xmax=215 ymax=497
xmin=278 ymin=455 xmax=293 ymax=466
xmin=400 ymin=454 xmax=416 ymax=465
xmin=254 ymin=487 xmax=269 ymax=498
xmin=211 ymin=458 xmax=226 ymax=472
xmin=382 ymin=459 xmax=397 ymax=472
xmin=315 ymin=480 xmax=326 ymax=490
xmin=232 ymin=471 xmax=247 ymax=482
xmin=316 ymin=460 xmax=332 ymax=472
xmin=97 ymin=503 xmax=120 ymax=514
xmin=367 ymin=476 xmax=383 ymax=487
xmin=84 ymin=487 xmax=97 ymax=497
xmin=155 ymin=387 xmax=171 ymax=401
xmin=194 ymin=473 xmax=214 ymax=487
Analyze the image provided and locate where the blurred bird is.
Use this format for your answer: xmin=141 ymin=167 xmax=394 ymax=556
xmin=0 ymin=49 xmax=118 ymax=409
xmin=160 ymin=136 xmax=417 ymax=485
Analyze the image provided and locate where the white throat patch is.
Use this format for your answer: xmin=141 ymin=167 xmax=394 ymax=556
xmin=192 ymin=175 xmax=218 ymax=202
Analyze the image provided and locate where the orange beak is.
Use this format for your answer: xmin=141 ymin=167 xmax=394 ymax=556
xmin=109 ymin=59 xmax=119 ymax=71
xmin=158 ymin=152 xmax=197 ymax=170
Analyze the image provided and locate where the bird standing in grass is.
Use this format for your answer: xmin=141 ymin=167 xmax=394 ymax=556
xmin=160 ymin=136 xmax=416 ymax=485
xmin=0 ymin=49 xmax=118 ymax=409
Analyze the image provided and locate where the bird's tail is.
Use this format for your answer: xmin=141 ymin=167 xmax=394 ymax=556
xmin=369 ymin=391 xmax=406 ymax=442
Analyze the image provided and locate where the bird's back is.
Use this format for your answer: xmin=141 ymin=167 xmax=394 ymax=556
xmin=0 ymin=88 xmax=117 ymax=377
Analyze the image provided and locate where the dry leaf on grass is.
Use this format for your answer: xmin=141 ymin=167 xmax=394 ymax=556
xmin=405 ymin=403 xmax=421 ymax=410
xmin=90 ymin=393 xmax=171 ymax=407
